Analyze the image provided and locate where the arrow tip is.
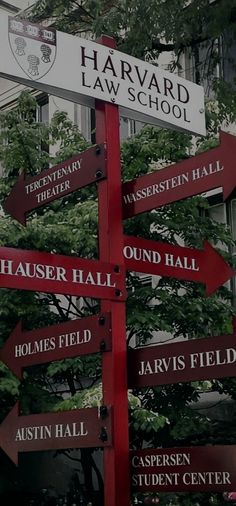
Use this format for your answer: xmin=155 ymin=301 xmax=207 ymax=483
xmin=219 ymin=131 xmax=236 ymax=200
xmin=204 ymin=241 xmax=235 ymax=295
xmin=1 ymin=321 xmax=23 ymax=380
xmin=2 ymin=173 xmax=26 ymax=226
xmin=0 ymin=403 xmax=19 ymax=465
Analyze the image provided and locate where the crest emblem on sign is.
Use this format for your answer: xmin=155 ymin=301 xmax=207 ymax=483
xmin=8 ymin=17 xmax=57 ymax=80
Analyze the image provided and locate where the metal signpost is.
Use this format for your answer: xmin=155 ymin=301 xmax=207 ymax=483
xmin=95 ymin=35 xmax=130 ymax=506
xmin=0 ymin=12 xmax=236 ymax=506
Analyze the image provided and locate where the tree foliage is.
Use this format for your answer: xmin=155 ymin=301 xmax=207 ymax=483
xmin=30 ymin=0 xmax=236 ymax=57
xmin=0 ymin=91 xmax=235 ymax=505
xmin=29 ymin=0 xmax=236 ymax=128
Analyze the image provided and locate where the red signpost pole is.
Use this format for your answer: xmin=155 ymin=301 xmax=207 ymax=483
xmin=96 ymin=37 xmax=130 ymax=506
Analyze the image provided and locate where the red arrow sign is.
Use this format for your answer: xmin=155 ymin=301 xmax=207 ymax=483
xmin=122 ymin=131 xmax=236 ymax=219
xmin=124 ymin=235 xmax=234 ymax=295
xmin=0 ymin=402 xmax=112 ymax=465
xmin=130 ymin=446 xmax=236 ymax=492
xmin=3 ymin=144 xmax=106 ymax=225
xmin=0 ymin=246 xmax=126 ymax=300
xmin=128 ymin=323 xmax=236 ymax=388
xmin=0 ymin=313 xmax=111 ymax=379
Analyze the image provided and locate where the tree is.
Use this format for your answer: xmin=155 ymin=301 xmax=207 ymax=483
xmin=29 ymin=0 xmax=236 ymax=58
xmin=29 ymin=0 xmax=236 ymax=122
xmin=1 ymin=1 xmax=236 ymax=504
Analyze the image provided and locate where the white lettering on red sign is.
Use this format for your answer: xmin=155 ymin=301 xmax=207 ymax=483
xmin=138 ymin=348 xmax=236 ymax=377
xmin=123 ymin=161 xmax=223 ymax=206
xmin=131 ymin=451 xmax=232 ymax=488
xmin=123 ymin=246 xmax=199 ymax=272
xmin=25 ymin=159 xmax=82 ymax=195
xmin=132 ymin=471 xmax=231 ymax=487
xmin=0 ymin=259 xmax=116 ymax=288
xmin=15 ymin=422 xmax=88 ymax=441
xmin=14 ymin=330 xmax=92 ymax=358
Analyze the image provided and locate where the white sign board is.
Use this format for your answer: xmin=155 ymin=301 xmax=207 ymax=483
xmin=0 ymin=14 xmax=206 ymax=136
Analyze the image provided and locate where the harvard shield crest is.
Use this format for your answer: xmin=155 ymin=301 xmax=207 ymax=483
xmin=8 ymin=17 xmax=57 ymax=80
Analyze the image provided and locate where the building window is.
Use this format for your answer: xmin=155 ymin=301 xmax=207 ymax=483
xmin=35 ymin=94 xmax=49 ymax=159
xmin=36 ymin=94 xmax=49 ymax=124
xmin=120 ymin=117 xmax=144 ymax=141
xmin=229 ymin=199 xmax=236 ymax=255
xmin=185 ymin=38 xmax=222 ymax=98
xmin=91 ymin=108 xmax=96 ymax=144
xmin=222 ymin=32 xmax=236 ymax=86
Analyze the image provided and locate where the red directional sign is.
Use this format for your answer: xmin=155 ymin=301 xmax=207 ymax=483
xmin=122 ymin=131 xmax=236 ymax=219
xmin=0 ymin=246 xmax=126 ymax=300
xmin=128 ymin=326 xmax=236 ymax=388
xmin=0 ymin=402 xmax=112 ymax=465
xmin=123 ymin=235 xmax=234 ymax=295
xmin=0 ymin=313 xmax=111 ymax=379
xmin=130 ymin=446 xmax=236 ymax=492
xmin=3 ymin=143 xmax=106 ymax=225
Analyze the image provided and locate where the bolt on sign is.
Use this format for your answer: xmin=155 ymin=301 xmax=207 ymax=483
xmin=0 ymin=13 xmax=205 ymax=136
xmin=130 ymin=446 xmax=236 ymax=492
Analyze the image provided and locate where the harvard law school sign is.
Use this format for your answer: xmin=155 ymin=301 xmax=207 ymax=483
xmin=0 ymin=14 xmax=205 ymax=136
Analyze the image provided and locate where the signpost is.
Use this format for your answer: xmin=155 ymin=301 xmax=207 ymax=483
xmin=128 ymin=328 xmax=236 ymax=388
xmin=0 ymin=12 xmax=205 ymax=136
xmin=96 ymin=35 xmax=131 ymax=506
xmin=3 ymin=143 xmax=106 ymax=225
xmin=0 ymin=402 xmax=112 ymax=466
xmin=130 ymin=446 xmax=236 ymax=492
xmin=0 ymin=246 xmax=126 ymax=300
xmin=0 ymin=10 xmax=236 ymax=506
xmin=124 ymin=235 xmax=234 ymax=295
xmin=122 ymin=131 xmax=236 ymax=219
xmin=0 ymin=313 xmax=111 ymax=379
